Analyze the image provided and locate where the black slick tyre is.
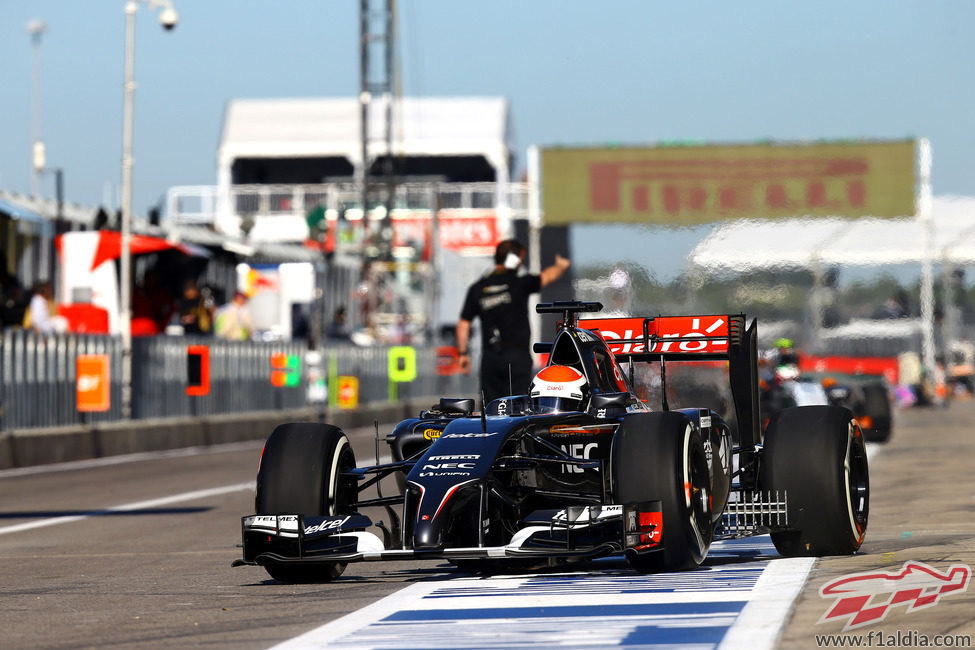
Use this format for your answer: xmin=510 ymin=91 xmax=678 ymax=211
xmin=611 ymin=412 xmax=712 ymax=572
xmin=255 ymin=422 xmax=357 ymax=582
xmin=760 ymin=405 xmax=869 ymax=556
xmin=860 ymin=383 xmax=892 ymax=443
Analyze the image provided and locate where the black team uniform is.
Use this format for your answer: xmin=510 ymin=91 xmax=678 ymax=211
xmin=459 ymin=269 xmax=541 ymax=403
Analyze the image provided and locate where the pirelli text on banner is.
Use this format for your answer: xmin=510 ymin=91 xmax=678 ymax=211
xmin=541 ymin=139 xmax=916 ymax=226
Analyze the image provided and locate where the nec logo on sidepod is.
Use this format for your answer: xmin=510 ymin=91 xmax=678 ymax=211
xmin=818 ymin=561 xmax=971 ymax=631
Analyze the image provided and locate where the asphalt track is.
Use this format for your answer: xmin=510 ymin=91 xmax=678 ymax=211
xmin=0 ymin=401 xmax=973 ymax=649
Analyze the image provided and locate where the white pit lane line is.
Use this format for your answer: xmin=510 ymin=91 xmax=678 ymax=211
xmin=0 ymin=441 xmax=263 ymax=479
xmin=270 ymin=539 xmax=816 ymax=649
xmin=0 ymin=482 xmax=255 ymax=536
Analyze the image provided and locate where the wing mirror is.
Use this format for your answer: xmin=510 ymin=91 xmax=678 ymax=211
xmin=590 ymin=392 xmax=633 ymax=409
xmin=437 ymin=398 xmax=474 ymax=415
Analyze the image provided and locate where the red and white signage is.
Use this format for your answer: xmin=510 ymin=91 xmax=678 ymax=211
xmin=387 ymin=210 xmax=498 ymax=256
xmin=580 ymin=315 xmax=731 ymax=356
xmin=435 ymin=210 xmax=499 ymax=254
xmin=799 ymin=354 xmax=898 ymax=385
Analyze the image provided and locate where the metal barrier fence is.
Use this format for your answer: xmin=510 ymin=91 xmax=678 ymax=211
xmin=1 ymin=330 xmax=481 ymax=432
xmin=1 ymin=330 xmax=124 ymax=429
xmin=129 ymin=336 xmax=309 ymax=420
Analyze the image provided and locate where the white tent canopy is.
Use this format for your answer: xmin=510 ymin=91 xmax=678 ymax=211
xmin=689 ymin=195 xmax=975 ymax=272
xmin=217 ymin=96 xmax=514 ymax=184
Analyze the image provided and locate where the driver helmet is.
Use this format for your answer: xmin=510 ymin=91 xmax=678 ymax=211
xmin=772 ymin=337 xmax=800 ymax=374
xmin=530 ymin=365 xmax=588 ymax=413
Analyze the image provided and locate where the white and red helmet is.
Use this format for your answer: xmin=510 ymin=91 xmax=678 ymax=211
xmin=530 ymin=365 xmax=588 ymax=413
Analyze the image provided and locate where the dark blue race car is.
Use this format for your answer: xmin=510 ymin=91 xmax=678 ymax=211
xmin=233 ymin=301 xmax=869 ymax=582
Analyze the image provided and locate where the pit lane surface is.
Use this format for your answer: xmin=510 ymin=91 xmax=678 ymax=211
xmin=1 ymin=403 xmax=973 ymax=649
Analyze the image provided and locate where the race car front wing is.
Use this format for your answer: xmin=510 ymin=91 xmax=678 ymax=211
xmin=233 ymin=503 xmax=659 ymax=568
xmin=233 ymin=491 xmax=790 ymax=570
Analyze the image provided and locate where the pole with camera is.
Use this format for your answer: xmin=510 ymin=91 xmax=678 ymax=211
xmin=24 ymin=19 xmax=65 ymax=288
xmin=119 ymin=0 xmax=178 ymax=418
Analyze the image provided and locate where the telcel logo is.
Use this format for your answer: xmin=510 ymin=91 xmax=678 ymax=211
xmin=304 ymin=516 xmax=351 ymax=535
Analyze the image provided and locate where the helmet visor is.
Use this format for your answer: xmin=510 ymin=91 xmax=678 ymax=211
xmin=533 ymin=396 xmax=581 ymax=414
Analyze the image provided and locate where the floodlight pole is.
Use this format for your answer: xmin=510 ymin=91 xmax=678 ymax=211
xmin=120 ymin=3 xmax=137 ymax=418
xmin=27 ymin=19 xmax=46 ymax=198
xmin=120 ymin=0 xmax=178 ymax=418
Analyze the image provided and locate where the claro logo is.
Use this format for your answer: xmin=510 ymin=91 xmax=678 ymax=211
xmin=581 ymin=316 xmax=729 ymax=355
xmin=818 ymin=561 xmax=971 ymax=630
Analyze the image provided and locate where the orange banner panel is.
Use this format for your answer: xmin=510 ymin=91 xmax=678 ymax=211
xmin=77 ymin=354 xmax=110 ymax=412
xmin=542 ymin=140 xmax=916 ymax=225
xmin=337 ymin=376 xmax=359 ymax=410
xmin=186 ymin=345 xmax=210 ymax=396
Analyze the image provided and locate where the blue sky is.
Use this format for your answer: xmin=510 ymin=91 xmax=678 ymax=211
xmin=1 ymin=1 xmax=973 ymax=274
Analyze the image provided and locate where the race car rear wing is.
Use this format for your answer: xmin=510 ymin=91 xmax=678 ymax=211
xmin=569 ymin=307 xmax=761 ymax=453
xmin=577 ymin=314 xmax=739 ymax=363
xmin=578 ymin=314 xmax=735 ymax=363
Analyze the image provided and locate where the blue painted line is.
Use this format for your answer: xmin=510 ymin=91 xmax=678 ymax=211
xmin=384 ymin=601 xmax=748 ymax=621
xmin=271 ymin=537 xmax=816 ymax=649
xmin=622 ymin=624 xmax=730 ymax=646
xmin=425 ymin=567 xmax=766 ymax=597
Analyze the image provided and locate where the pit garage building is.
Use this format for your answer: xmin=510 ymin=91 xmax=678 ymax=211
xmin=211 ymin=96 xmax=516 ymax=240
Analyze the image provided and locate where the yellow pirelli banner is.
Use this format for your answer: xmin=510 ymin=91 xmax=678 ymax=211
xmin=541 ymin=139 xmax=916 ymax=225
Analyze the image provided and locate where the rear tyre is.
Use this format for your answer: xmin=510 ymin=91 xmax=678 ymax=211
xmin=860 ymin=383 xmax=892 ymax=443
xmin=760 ymin=406 xmax=869 ymax=556
xmin=256 ymin=422 xmax=357 ymax=582
xmin=612 ymin=412 xmax=712 ymax=572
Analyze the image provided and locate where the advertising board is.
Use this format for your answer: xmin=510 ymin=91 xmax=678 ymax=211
xmin=542 ymin=139 xmax=916 ymax=225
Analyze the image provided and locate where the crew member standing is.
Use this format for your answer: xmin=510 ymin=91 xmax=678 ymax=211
xmin=456 ymin=239 xmax=571 ymax=404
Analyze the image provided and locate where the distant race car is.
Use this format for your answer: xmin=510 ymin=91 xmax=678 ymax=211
xmin=808 ymin=372 xmax=894 ymax=443
xmin=233 ymin=301 xmax=869 ymax=582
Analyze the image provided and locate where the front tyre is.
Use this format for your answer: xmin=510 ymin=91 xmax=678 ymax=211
xmin=256 ymin=422 xmax=357 ymax=582
xmin=760 ymin=406 xmax=869 ymax=556
xmin=612 ymin=412 xmax=712 ymax=572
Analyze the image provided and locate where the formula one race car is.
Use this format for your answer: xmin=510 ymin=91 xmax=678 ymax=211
xmin=811 ymin=372 xmax=894 ymax=443
xmin=233 ymin=302 xmax=869 ymax=582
